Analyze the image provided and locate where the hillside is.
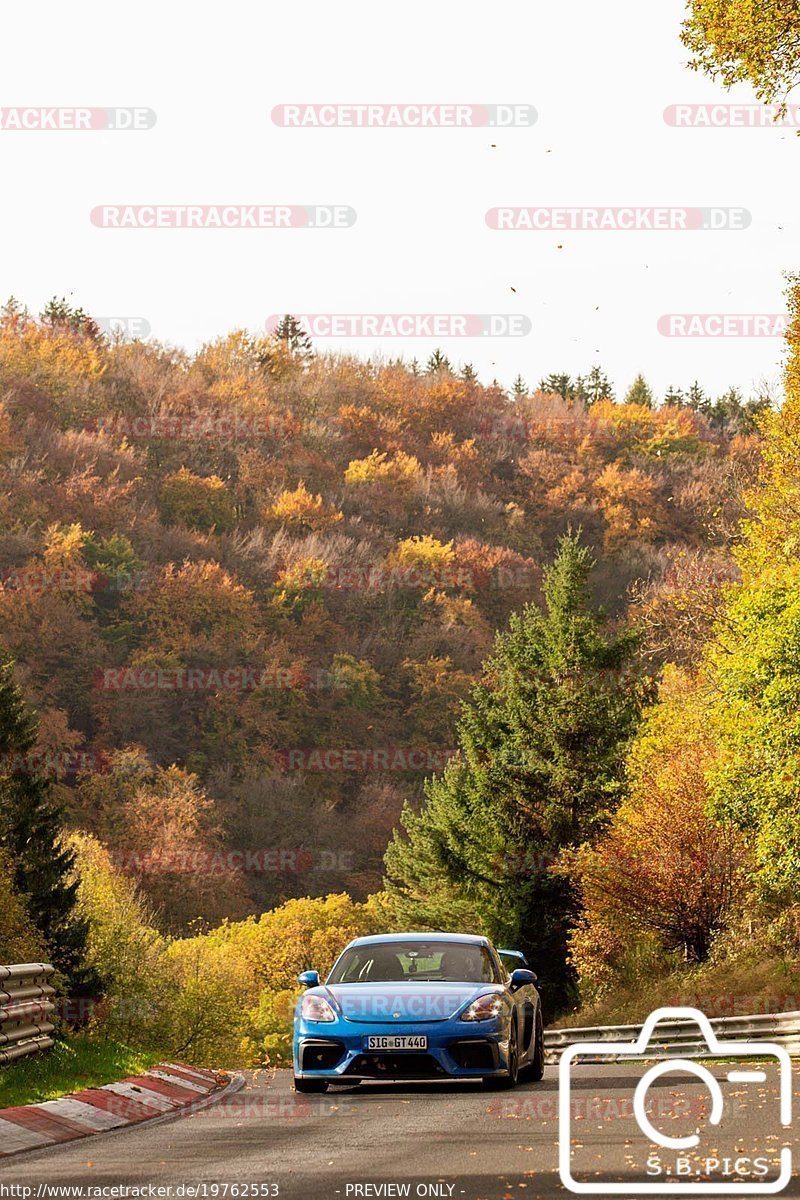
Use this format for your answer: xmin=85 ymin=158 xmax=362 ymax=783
xmin=0 ymin=302 xmax=762 ymax=930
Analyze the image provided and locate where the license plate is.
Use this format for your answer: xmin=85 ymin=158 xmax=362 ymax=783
xmin=366 ymin=1035 xmax=427 ymax=1051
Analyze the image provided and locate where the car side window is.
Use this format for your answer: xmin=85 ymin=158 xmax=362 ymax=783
xmin=491 ymin=948 xmax=509 ymax=983
xmin=498 ymin=951 xmax=527 ymax=977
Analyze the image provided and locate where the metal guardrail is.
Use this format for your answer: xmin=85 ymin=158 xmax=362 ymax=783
xmin=0 ymin=963 xmax=56 ymax=1065
xmin=544 ymin=1010 xmax=800 ymax=1061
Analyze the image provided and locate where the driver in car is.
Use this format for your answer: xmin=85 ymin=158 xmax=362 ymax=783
xmin=440 ymin=946 xmax=487 ymax=981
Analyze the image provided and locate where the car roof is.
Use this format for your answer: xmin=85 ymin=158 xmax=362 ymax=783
xmin=345 ymin=932 xmax=492 ymax=949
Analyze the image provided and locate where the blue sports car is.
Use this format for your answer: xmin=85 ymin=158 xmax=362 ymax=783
xmin=292 ymin=932 xmax=545 ymax=1092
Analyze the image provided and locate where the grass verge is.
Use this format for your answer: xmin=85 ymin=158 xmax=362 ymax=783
xmin=554 ymin=953 xmax=800 ymax=1028
xmin=0 ymin=1035 xmax=159 ymax=1109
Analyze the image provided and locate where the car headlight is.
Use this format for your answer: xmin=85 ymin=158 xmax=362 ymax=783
xmin=301 ymin=994 xmax=337 ymax=1022
xmin=460 ymin=993 xmax=504 ymax=1021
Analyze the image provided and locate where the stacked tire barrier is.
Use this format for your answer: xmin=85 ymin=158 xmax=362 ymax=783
xmin=544 ymin=1010 xmax=800 ymax=1062
xmin=0 ymin=964 xmax=56 ymax=1065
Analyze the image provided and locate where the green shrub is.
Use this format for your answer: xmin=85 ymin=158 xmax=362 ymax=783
xmin=159 ymin=467 xmax=236 ymax=533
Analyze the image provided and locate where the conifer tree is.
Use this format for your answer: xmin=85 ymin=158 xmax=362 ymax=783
xmin=664 ymin=384 xmax=685 ymax=406
xmin=0 ymin=655 xmax=94 ymax=992
xmin=624 ymin=374 xmax=654 ymax=408
xmin=584 ymin=365 xmax=615 ymax=405
xmin=426 ymin=349 xmax=452 ymax=373
xmin=573 ymin=375 xmax=589 ymax=405
xmin=272 ymin=314 xmax=313 ymax=362
xmin=539 ymin=373 xmax=575 ymax=400
xmin=40 ymin=296 xmax=100 ymax=341
xmin=384 ymin=534 xmax=644 ymax=1013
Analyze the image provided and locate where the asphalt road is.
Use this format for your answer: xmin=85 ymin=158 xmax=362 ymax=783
xmin=1 ymin=1063 xmax=798 ymax=1200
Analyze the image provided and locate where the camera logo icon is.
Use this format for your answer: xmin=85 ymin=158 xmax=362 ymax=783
xmin=559 ymin=1006 xmax=792 ymax=1194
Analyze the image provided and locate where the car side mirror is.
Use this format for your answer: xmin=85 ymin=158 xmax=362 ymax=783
xmin=297 ymin=969 xmax=320 ymax=988
xmin=509 ymin=968 xmax=537 ymax=990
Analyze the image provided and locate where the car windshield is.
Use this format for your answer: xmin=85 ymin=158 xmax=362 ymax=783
xmin=328 ymin=940 xmax=498 ymax=984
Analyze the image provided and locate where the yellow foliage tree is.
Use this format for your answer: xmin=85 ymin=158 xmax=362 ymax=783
xmin=595 ymin=462 xmax=665 ymax=551
xmin=0 ymin=314 xmax=106 ymax=406
xmin=386 ymin=535 xmax=455 ymax=586
xmin=0 ymin=847 xmax=46 ymax=963
xmin=266 ymin=481 xmax=343 ymax=532
xmin=70 ymin=833 xmax=166 ymax=1039
xmin=588 ymin=400 xmax=706 ymax=461
xmin=344 ymin=449 xmax=422 ymax=486
xmin=682 ymin=0 xmax=800 ymax=107
xmin=571 ymin=668 xmax=750 ymax=998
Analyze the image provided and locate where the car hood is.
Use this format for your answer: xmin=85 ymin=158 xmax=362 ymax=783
xmin=320 ymin=981 xmax=502 ymax=1023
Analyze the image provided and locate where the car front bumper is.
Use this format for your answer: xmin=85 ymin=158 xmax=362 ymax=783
xmin=293 ymin=1018 xmax=511 ymax=1080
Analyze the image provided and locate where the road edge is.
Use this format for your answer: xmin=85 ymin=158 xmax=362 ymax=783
xmin=0 ymin=1062 xmax=246 ymax=1161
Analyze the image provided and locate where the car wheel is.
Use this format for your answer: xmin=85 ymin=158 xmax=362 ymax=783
xmin=485 ymin=1018 xmax=519 ymax=1089
xmin=507 ymin=1018 xmax=520 ymax=1086
xmin=293 ymin=1076 xmax=329 ymax=1093
xmin=521 ymin=1007 xmax=545 ymax=1082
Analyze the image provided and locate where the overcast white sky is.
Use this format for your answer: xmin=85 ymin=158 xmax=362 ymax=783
xmin=1 ymin=0 xmax=798 ymax=401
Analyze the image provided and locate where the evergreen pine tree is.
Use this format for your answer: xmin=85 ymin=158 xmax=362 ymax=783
xmin=573 ymin=375 xmax=589 ymax=406
xmin=512 ymin=374 xmax=527 ymax=398
xmin=707 ymin=386 xmax=745 ymax=433
xmin=1 ymin=296 xmax=26 ymax=323
xmin=0 ymin=655 xmax=95 ymax=992
xmin=426 ymin=349 xmax=452 ymax=373
xmin=40 ymin=296 xmax=100 ymax=341
xmin=384 ymin=534 xmax=644 ymax=1014
xmin=584 ymin=365 xmax=615 ymax=405
xmin=539 ymin=373 xmax=574 ymax=400
xmin=624 ymin=373 xmax=655 ymax=408
xmin=272 ymin=314 xmax=313 ymax=362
